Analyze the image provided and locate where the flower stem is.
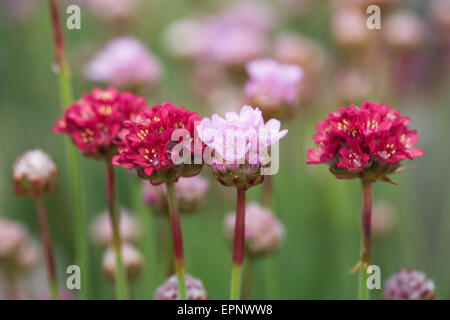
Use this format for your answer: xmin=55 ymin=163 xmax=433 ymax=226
xmin=165 ymin=181 xmax=187 ymax=300
xmin=231 ymin=188 xmax=246 ymax=300
xmin=105 ymin=159 xmax=129 ymax=300
xmin=48 ymin=0 xmax=88 ymax=299
xmin=242 ymin=256 xmax=255 ymax=300
xmin=359 ymin=179 xmax=373 ymax=300
xmin=34 ymin=197 xmax=58 ymax=300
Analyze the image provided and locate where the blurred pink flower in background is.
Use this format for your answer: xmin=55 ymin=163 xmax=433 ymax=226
xmin=384 ymin=269 xmax=435 ymax=300
xmin=90 ymin=207 xmax=141 ymax=247
xmin=84 ymin=37 xmax=162 ymax=90
xmin=143 ymin=175 xmax=210 ymax=213
xmin=371 ymin=200 xmax=398 ymax=236
xmin=1 ymin=0 xmax=35 ymax=22
xmin=384 ymin=11 xmax=426 ymax=51
xmin=164 ymin=18 xmax=206 ymax=60
xmin=154 ymin=274 xmax=208 ymax=300
xmin=13 ymin=150 xmax=57 ymax=198
xmin=331 ymin=7 xmax=369 ymax=49
xmin=333 ymin=69 xmax=372 ymax=105
xmin=245 ymin=58 xmax=303 ymax=119
xmin=102 ymin=243 xmax=144 ymax=282
xmin=224 ymin=202 xmax=285 ymax=257
xmin=83 ymin=0 xmax=140 ymax=22
xmin=0 ymin=218 xmax=27 ymax=260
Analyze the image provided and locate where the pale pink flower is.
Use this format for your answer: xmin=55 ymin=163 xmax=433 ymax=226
xmin=384 ymin=269 xmax=435 ymax=300
xmin=224 ymin=202 xmax=285 ymax=257
xmin=245 ymin=58 xmax=303 ymax=111
xmin=90 ymin=207 xmax=141 ymax=247
xmin=0 ymin=218 xmax=26 ymax=259
xmin=154 ymin=274 xmax=208 ymax=300
xmin=102 ymin=243 xmax=144 ymax=282
xmin=84 ymin=36 xmax=162 ymax=89
xmin=384 ymin=11 xmax=426 ymax=51
xmin=83 ymin=0 xmax=140 ymax=22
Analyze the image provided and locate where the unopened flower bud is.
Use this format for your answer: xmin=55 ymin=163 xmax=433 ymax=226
xmin=224 ymin=202 xmax=285 ymax=257
xmin=154 ymin=274 xmax=208 ymax=300
xmin=90 ymin=208 xmax=141 ymax=247
xmin=13 ymin=150 xmax=57 ymax=197
xmin=384 ymin=269 xmax=435 ymax=300
xmin=102 ymin=243 xmax=144 ymax=282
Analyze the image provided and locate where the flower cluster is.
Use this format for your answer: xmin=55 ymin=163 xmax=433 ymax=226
xmin=224 ymin=202 xmax=285 ymax=257
xmin=154 ymin=274 xmax=208 ymax=300
xmin=84 ymin=37 xmax=162 ymax=90
xmin=197 ymin=105 xmax=287 ymax=189
xmin=143 ymin=175 xmax=210 ymax=213
xmin=384 ymin=269 xmax=435 ymax=300
xmin=112 ymin=102 xmax=202 ymax=184
xmin=53 ymin=88 xmax=147 ymax=159
xmin=306 ymin=102 xmax=424 ymax=182
xmin=13 ymin=150 xmax=57 ymax=197
xmin=245 ymin=58 xmax=303 ymax=120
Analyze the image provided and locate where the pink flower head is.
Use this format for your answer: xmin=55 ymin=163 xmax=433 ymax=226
xmin=224 ymin=202 xmax=285 ymax=257
xmin=384 ymin=269 xmax=435 ymax=300
xmin=245 ymin=58 xmax=303 ymax=119
xmin=84 ymin=0 xmax=140 ymax=22
xmin=154 ymin=274 xmax=208 ymax=300
xmin=53 ymin=88 xmax=147 ymax=159
xmin=143 ymin=175 xmax=210 ymax=213
xmin=84 ymin=37 xmax=162 ymax=90
xmin=112 ymin=102 xmax=203 ymax=184
xmin=197 ymin=105 xmax=287 ymax=189
xmin=306 ymin=102 xmax=423 ymax=182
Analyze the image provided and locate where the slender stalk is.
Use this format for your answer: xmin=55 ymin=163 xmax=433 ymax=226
xmin=242 ymin=256 xmax=255 ymax=300
xmin=34 ymin=197 xmax=58 ymax=300
xmin=359 ymin=179 xmax=373 ymax=300
xmin=262 ymin=176 xmax=273 ymax=209
xmin=231 ymin=188 xmax=246 ymax=300
xmin=48 ymin=0 xmax=88 ymax=299
xmin=105 ymin=159 xmax=129 ymax=300
xmin=165 ymin=181 xmax=187 ymax=300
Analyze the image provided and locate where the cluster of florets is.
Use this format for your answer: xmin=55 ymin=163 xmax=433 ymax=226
xmin=53 ymin=88 xmax=147 ymax=159
xmin=307 ymin=102 xmax=423 ymax=182
xmin=154 ymin=274 xmax=208 ymax=300
xmin=384 ymin=269 xmax=435 ymax=300
xmin=112 ymin=102 xmax=203 ymax=184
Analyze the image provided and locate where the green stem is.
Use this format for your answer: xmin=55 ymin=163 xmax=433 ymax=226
xmin=165 ymin=181 xmax=187 ymax=300
xmin=48 ymin=0 xmax=88 ymax=299
xmin=359 ymin=179 xmax=373 ymax=300
xmin=105 ymin=159 xmax=129 ymax=300
xmin=34 ymin=197 xmax=58 ymax=300
xmin=242 ymin=257 xmax=255 ymax=300
xmin=230 ymin=188 xmax=246 ymax=300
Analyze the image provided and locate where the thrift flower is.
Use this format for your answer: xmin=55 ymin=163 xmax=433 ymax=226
xmin=102 ymin=243 xmax=144 ymax=282
xmin=143 ymin=175 xmax=210 ymax=213
xmin=113 ymin=102 xmax=203 ymax=184
xmin=0 ymin=218 xmax=26 ymax=260
xmin=84 ymin=37 xmax=162 ymax=90
xmin=245 ymin=58 xmax=303 ymax=120
xmin=90 ymin=208 xmax=141 ymax=247
xmin=13 ymin=150 xmax=57 ymax=197
xmin=197 ymin=105 xmax=287 ymax=190
xmin=306 ymin=101 xmax=424 ymax=183
xmin=53 ymin=87 xmax=147 ymax=159
xmin=224 ymin=202 xmax=285 ymax=257
xmin=154 ymin=274 xmax=208 ymax=300
xmin=83 ymin=0 xmax=140 ymax=23
xmin=384 ymin=12 xmax=425 ymax=51
xmin=384 ymin=269 xmax=435 ymax=300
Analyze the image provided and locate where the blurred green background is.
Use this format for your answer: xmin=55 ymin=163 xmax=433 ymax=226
xmin=0 ymin=0 xmax=449 ymax=299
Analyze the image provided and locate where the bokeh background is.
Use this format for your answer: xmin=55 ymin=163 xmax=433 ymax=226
xmin=0 ymin=0 xmax=449 ymax=299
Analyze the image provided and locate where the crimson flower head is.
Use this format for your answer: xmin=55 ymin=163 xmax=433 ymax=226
xmin=307 ymin=102 xmax=424 ymax=182
xmin=112 ymin=102 xmax=203 ymax=184
xmin=53 ymin=88 xmax=147 ymax=159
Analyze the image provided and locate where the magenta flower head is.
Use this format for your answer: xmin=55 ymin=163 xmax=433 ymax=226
xmin=143 ymin=175 xmax=210 ymax=213
xmin=245 ymin=58 xmax=303 ymax=120
xmin=197 ymin=105 xmax=287 ymax=190
xmin=84 ymin=37 xmax=162 ymax=91
xmin=53 ymin=88 xmax=147 ymax=159
xmin=102 ymin=243 xmax=144 ymax=282
xmin=224 ymin=202 xmax=285 ymax=257
xmin=13 ymin=150 xmax=57 ymax=198
xmin=154 ymin=274 xmax=208 ymax=300
xmin=307 ymin=102 xmax=424 ymax=183
xmin=112 ymin=102 xmax=203 ymax=185
xmin=90 ymin=207 xmax=141 ymax=247
xmin=384 ymin=269 xmax=435 ymax=300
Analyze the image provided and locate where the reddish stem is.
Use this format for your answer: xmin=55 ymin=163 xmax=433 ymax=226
xmin=361 ymin=179 xmax=372 ymax=268
xmin=232 ymin=188 xmax=246 ymax=266
xmin=49 ymin=0 xmax=69 ymax=72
